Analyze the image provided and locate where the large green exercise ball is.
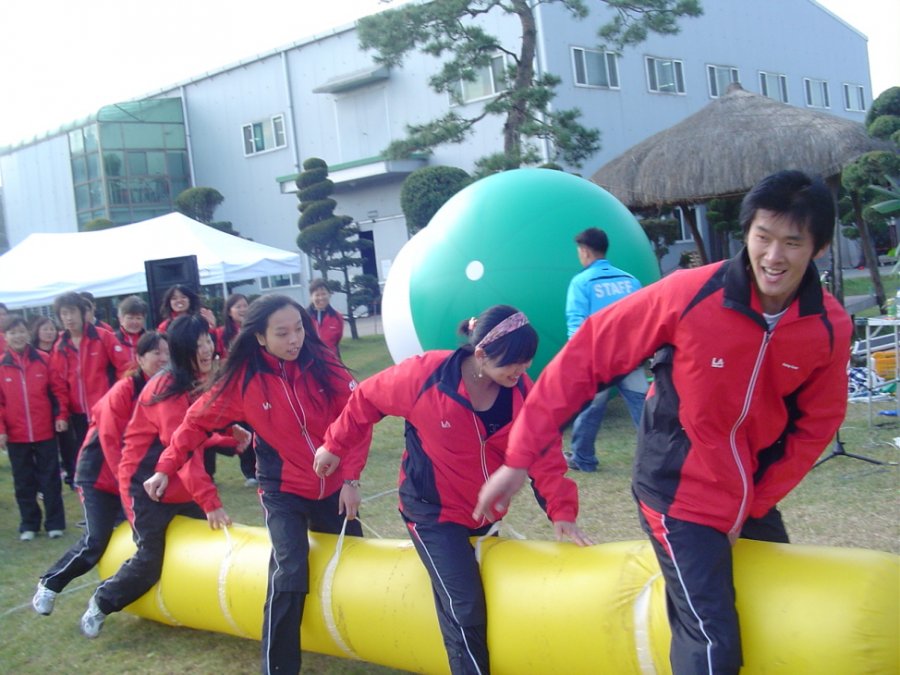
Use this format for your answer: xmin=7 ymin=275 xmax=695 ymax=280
xmin=383 ymin=168 xmax=659 ymax=376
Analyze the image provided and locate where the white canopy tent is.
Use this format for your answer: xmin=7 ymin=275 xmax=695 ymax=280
xmin=0 ymin=212 xmax=301 ymax=309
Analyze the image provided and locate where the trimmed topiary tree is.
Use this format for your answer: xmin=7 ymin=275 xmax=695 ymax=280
xmin=82 ymin=217 xmax=116 ymax=232
xmin=296 ymin=157 xmax=371 ymax=339
xmin=399 ymin=165 xmax=471 ymax=236
xmin=175 ymin=187 xmax=224 ymax=224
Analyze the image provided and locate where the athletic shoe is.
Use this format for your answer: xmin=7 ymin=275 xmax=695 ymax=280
xmin=48 ymin=530 xmax=64 ymax=539
xmin=244 ymin=477 xmax=259 ymax=487
xmin=19 ymin=531 xmax=36 ymax=542
xmin=564 ymin=453 xmax=597 ymax=473
xmin=80 ymin=596 xmax=106 ymax=638
xmin=32 ymin=582 xmax=57 ymax=616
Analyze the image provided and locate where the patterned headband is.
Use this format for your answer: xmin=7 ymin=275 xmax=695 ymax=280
xmin=476 ymin=312 xmax=529 ymax=350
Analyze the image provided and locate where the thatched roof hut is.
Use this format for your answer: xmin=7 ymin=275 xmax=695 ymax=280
xmin=591 ymin=84 xmax=890 ymax=208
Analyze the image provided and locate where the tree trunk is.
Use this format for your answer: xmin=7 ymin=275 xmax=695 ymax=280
xmin=826 ymin=176 xmax=844 ymax=305
xmin=342 ymin=266 xmax=359 ymax=340
xmin=851 ymin=192 xmax=887 ymax=311
xmin=677 ymin=202 xmax=708 ymax=264
xmin=505 ymin=0 xmax=537 ymax=162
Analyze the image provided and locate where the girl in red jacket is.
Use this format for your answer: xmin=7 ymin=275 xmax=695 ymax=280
xmin=156 ymin=284 xmax=216 ymax=332
xmin=0 ymin=317 xmax=70 ymax=540
xmin=307 ymin=278 xmax=343 ymax=355
xmin=143 ymin=294 xmax=359 ymax=675
xmin=30 ymin=315 xmax=59 ymax=354
xmin=213 ymin=293 xmax=257 ymax=484
xmin=32 ymin=331 xmax=169 ymax=616
xmin=314 ymin=305 xmax=590 ymax=675
xmin=214 ymin=292 xmax=248 ymax=358
xmin=79 ymin=315 xmax=247 ymax=638
xmin=50 ymin=292 xmax=131 ymax=487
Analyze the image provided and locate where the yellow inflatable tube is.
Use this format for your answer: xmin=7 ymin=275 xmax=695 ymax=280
xmin=98 ymin=517 xmax=899 ymax=674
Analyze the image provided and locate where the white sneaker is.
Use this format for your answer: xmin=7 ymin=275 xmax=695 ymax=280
xmin=244 ymin=477 xmax=259 ymax=487
xmin=80 ymin=595 xmax=106 ymax=638
xmin=32 ymin=582 xmax=58 ymax=616
xmin=19 ymin=531 xmax=36 ymax=542
xmin=47 ymin=530 xmax=64 ymax=539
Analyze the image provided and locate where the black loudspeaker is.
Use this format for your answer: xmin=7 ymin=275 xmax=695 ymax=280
xmin=144 ymin=255 xmax=200 ymax=324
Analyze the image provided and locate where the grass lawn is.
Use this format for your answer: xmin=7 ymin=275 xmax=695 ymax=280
xmin=1 ymin=332 xmax=897 ymax=674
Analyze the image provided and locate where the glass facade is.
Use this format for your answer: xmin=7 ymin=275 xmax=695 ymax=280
xmin=68 ymin=98 xmax=190 ymax=228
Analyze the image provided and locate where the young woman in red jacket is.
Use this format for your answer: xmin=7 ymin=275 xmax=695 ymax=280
xmin=113 ymin=295 xmax=149 ymax=366
xmin=143 ymin=294 xmax=360 ymax=675
xmin=213 ymin=293 xmax=258 ymax=485
xmin=50 ymin=292 xmax=131 ymax=487
xmin=214 ymin=292 xmax=248 ymax=358
xmin=0 ymin=316 xmax=70 ymax=541
xmin=79 ymin=315 xmax=247 ymax=638
xmin=156 ymin=284 xmax=216 ymax=332
xmin=307 ymin=278 xmax=344 ymax=355
xmin=30 ymin=315 xmax=59 ymax=354
xmin=314 ymin=305 xmax=591 ymax=675
xmin=32 ymin=331 xmax=169 ymax=616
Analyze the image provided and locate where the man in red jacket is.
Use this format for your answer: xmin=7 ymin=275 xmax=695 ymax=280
xmin=50 ymin=292 xmax=131 ymax=486
xmin=475 ymin=171 xmax=852 ymax=675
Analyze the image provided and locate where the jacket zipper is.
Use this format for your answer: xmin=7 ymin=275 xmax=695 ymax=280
xmin=75 ymin=340 xmax=87 ymax=415
xmin=471 ymin=412 xmax=491 ymax=526
xmin=278 ymin=361 xmax=325 ymax=499
xmin=727 ymin=331 xmax=772 ymax=537
xmin=15 ymin=356 xmax=36 ymax=442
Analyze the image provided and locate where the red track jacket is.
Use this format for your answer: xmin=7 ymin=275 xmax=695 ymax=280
xmin=309 ymin=306 xmax=344 ymax=354
xmin=158 ymin=348 xmax=357 ymax=501
xmin=505 ymin=251 xmax=852 ymax=536
xmin=324 ymin=349 xmax=578 ymax=529
xmin=118 ymin=372 xmax=234 ymax=523
xmin=212 ymin=319 xmax=239 ymax=359
xmin=0 ymin=346 xmax=68 ymax=443
xmin=50 ymin=323 xmax=131 ymax=418
xmin=114 ymin=328 xmax=144 ymax=368
xmin=74 ymin=371 xmax=148 ymax=495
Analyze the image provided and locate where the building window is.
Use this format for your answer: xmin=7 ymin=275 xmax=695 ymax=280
xmin=759 ymin=71 xmax=788 ymax=103
xmin=843 ymin=83 xmax=866 ymax=112
xmin=572 ymin=47 xmax=619 ymax=89
xmin=452 ymin=54 xmax=507 ymax=103
xmin=242 ymin=114 xmax=288 ymax=156
xmin=707 ymin=64 xmax=739 ymax=98
xmin=646 ymin=56 xmax=685 ymax=94
xmin=803 ymin=78 xmax=830 ymax=108
xmin=260 ymin=273 xmax=302 ymax=289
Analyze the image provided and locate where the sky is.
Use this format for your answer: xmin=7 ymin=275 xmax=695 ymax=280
xmin=0 ymin=0 xmax=897 ymax=149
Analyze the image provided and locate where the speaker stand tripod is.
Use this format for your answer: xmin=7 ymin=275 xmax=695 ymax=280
xmin=814 ymin=430 xmax=891 ymax=469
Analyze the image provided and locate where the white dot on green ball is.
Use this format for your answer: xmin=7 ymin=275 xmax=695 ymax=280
xmin=466 ymin=261 xmax=484 ymax=281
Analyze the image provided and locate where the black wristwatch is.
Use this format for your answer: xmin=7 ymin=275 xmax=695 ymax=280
xmin=344 ymin=479 xmax=361 ymax=488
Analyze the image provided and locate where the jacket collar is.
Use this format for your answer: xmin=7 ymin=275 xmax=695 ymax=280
xmin=724 ymin=247 xmax=825 ymax=317
xmin=59 ymin=321 xmax=100 ymax=350
xmin=1 ymin=344 xmax=40 ymax=367
xmin=433 ymin=347 xmax=527 ymax=409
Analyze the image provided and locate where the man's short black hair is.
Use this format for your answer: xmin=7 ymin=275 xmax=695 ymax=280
xmin=53 ymin=292 xmax=88 ymax=321
xmin=574 ymin=228 xmax=609 ymax=255
xmin=739 ymin=170 xmax=834 ymax=253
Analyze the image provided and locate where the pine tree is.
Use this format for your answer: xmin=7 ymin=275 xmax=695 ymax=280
xmin=357 ymin=0 xmax=701 ymax=175
xmin=296 ymin=157 xmax=372 ymax=339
